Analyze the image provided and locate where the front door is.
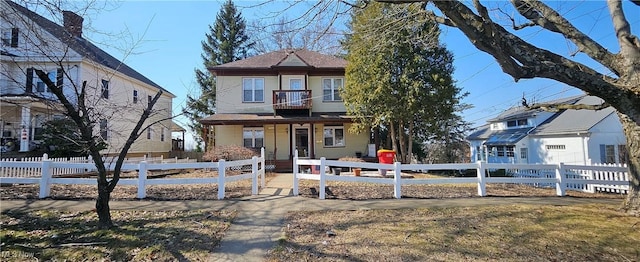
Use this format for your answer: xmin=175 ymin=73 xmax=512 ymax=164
xmin=294 ymin=127 xmax=310 ymax=158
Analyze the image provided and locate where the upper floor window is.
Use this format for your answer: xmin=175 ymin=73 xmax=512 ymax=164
xmin=133 ymin=90 xmax=138 ymax=103
xmin=147 ymin=127 xmax=153 ymax=140
xmin=506 ymin=119 xmax=527 ymax=128
xmin=161 ymin=128 xmax=166 ymax=142
xmin=323 ymin=126 xmax=345 ymax=147
xmin=323 ymin=78 xmax=343 ymax=102
xmin=101 ymin=79 xmax=109 ymax=99
xmin=243 ymin=127 xmax=264 ymax=148
xmin=35 ymin=70 xmax=58 ymax=93
xmin=1 ymin=28 xmax=19 ymax=47
xmin=243 ymin=78 xmax=264 ymax=102
xmin=100 ymin=119 xmax=108 ymax=140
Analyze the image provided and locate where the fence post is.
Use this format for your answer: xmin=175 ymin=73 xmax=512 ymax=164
xmin=217 ymin=160 xmax=226 ymax=200
xmin=39 ymin=159 xmax=52 ymax=198
xmin=252 ymin=156 xmax=258 ymax=195
xmin=393 ymin=162 xmax=402 ymax=199
xmin=555 ymin=163 xmax=566 ymax=196
xmin=319 ymin=157 xmax=326 ymax=200
xmin=261 ymin=147 xmax=266 ymax=187
xmin=476 ymin=161 xmax=487 ymax=196
xmin=137 ymin=161 xmax=148 ymax=199
xmin=293 ymin=150 xmax=299 ymax=196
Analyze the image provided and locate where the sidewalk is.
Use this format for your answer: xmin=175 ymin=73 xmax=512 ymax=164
xmin=0 ymin=173 xmax=621 ymax=261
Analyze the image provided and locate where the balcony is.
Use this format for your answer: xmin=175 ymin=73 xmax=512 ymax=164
xmin=272 ymin=90 xmax=312 ymax=110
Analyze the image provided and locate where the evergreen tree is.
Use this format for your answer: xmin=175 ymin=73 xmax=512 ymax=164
xmin=343 ymin=2 xmax=467 ymax=163
xmin=184 ymin=0 xmax=253 ymax=148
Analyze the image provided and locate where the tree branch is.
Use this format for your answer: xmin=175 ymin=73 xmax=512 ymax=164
xmin=526 ymin=102 xmax=611 ymax=112
xmin=512 ymin=0 xmax=619 ymax=76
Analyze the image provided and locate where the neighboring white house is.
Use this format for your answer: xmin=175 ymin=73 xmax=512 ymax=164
xmin=467 ymin=95 xmax=627 ymax=165
xmin=0 ymin=1 xmax=176 ymax=157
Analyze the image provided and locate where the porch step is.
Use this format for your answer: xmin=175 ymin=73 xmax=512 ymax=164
xmin=259 ymin=187 xmax=292 ymax=196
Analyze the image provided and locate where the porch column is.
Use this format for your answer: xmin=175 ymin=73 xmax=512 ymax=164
xmin=19 ymin=106 xmax=31 ymax=152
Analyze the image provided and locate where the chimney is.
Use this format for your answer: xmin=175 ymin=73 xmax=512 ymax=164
xmin=62 ymin=11 xmax=83 ymax=38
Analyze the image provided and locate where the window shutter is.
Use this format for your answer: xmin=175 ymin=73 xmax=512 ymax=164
xmin=56 ymin=68 xmax=63 ymax=89
xmin=10 ymin=28 xmax=18 ymax=47
xmin=599 ymin=144 xmax=606 ymax=163
xmin=25 ymin=68 xmax=33 ymax=93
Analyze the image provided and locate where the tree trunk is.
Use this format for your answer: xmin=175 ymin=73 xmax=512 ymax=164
xmin=96 ymin=176 xmax=114 ymax=229
xmin=389 ymin=121 xmax=398 ymax=161
xmin=619 ymin=113 xmax=640 ymax=215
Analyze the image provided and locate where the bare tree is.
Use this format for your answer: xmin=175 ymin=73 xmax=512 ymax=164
xmin=1 ymin=1 xmax=174 ymax=228
xmin=267 ymin=0 xmax=639 ymax=213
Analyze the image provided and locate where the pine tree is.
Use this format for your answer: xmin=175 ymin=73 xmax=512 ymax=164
xmin=343 ymin=2 xmax=467 ymax=163
xmin=184 ymin=0 xmax=253 ymax=148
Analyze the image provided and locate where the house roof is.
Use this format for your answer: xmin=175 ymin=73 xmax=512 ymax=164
xmin=529 ymin=96 xmax=616 ymax=136
xmin=199 ymin=113 xmax=355 ymax=125
xmin=209 ymin=49 xmax=347 ymax=74
xmin=483 ymin=127 xmax=532 ymax=146
xmin=487 ymin=95 xmax=584 ymax=122
xmin=5 ymin=1 xmax=174 ymax=97
xmin=466 ymin=124 xmax=492 ymax=140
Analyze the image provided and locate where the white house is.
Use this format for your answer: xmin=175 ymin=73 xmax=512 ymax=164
xmin=467 ymin=95 xmax=627 ymax=165
xmin=1 ymin=1 xmax=176 ymax=157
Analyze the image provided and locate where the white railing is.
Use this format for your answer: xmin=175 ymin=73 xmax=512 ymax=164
xmin=0 ymin=149 xmax=266 ymax=200
xmin=292 ymin=151 xmax=630 ymax=200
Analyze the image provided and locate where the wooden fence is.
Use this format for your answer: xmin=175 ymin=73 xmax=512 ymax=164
xmin=292 ymin=151 xmax=630 ymax=200
xmin=0 ymin=149 xmax=266 ymax=200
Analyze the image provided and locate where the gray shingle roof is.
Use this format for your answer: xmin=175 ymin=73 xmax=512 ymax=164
xmin=530 ymin=96 xmax=615 ymax=136
xmin=210 ymin=49 xmax=347 ymax=71
xmin=6 ymin=1 xmax=174 ymax=97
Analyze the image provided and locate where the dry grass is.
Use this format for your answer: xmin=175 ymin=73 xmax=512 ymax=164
xmin=1 ymin=209 xmax=236 ymax=261
xmin=267 ymin=204 xmax=640 ymax=261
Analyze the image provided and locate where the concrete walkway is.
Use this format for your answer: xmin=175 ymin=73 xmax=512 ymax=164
xmin=0 ymin=173 xmax=621 ymax=261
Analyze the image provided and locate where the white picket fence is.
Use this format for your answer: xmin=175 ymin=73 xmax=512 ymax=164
xmin=0 ymin=149 xmax=266 ymax=200
xmin=292 ymin=151 xmax=630 ymax=200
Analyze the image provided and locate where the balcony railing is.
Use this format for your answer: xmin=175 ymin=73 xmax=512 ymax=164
xmin=272 ymin=90 xmax=312 ymax=110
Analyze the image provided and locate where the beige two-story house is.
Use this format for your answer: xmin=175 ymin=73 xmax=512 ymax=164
xmin=1 ymin=1 xmax=177 ymax=157
xmin=199 ymin=49 xmax=373 ymax=171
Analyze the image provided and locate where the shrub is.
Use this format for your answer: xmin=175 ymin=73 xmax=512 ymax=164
xmin=203 ymin=145 xmax=258 ymax=161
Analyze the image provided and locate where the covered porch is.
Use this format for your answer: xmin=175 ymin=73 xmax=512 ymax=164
xmin=200 ymin=113 xmax=373 ymax=172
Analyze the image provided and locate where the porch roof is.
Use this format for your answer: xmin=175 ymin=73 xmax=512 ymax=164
xmin=199 ymin=113 xmax=355 ymax=125
xmin=483 ymin=127 xmax=532 ymax=146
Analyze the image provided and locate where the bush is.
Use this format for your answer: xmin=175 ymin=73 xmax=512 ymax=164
xmin=203 ymin=145 xmax=258 ymax=161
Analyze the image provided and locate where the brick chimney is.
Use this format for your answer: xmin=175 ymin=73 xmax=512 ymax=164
xmin=62 ymin=11 xmax=83 ymax=38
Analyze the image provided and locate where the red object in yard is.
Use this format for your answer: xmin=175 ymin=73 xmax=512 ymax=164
xmin=377 ymin=149 xmax=396 ymax=164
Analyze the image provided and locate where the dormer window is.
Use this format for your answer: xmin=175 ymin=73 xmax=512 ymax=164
xmin=507 ymin=119 xmax=527 ymax=128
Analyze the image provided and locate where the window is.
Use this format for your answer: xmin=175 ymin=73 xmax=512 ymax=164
xmin=133 ymin=90 xmax=138 ymax=103
xmin=1 ymin=28 xmax=18 ymax=47
xmin=496 ymin=146 xmax=505 ymax=157
xmin=600 ymin=144 xmax=616 ymax=164
xmin=243 ymin=78 xmax=264 ymax=102
xmin=507 ymin=118 xmax=527 ymax=127
xmin=506 ymin=146 xmax=515 ymax=157
xmin=546 ymin=145 xmax=566 ymax=150
xmin=323 ymin=78 xmax=343 ymax=101
xmin=101 ymin=79 xmax=109 ymax=99
xmin=476 ymin=146 xmax=486 ymax=161
xmin=148 ymin=95 xmax=152 ymax=107
xmin=243 ymin=127 xmax=264 ymax=148
xmin=323 ymin=126 xmax=344 ymax=147
xmin=520 ymin=148 xmax=528 ymax=159
xmin=34 ymin=70 xmax=59 ymax=93
xmin=147 ymin=127 xmax=152 ymax=140
xmin=161 ymin=128 xmax=166 ymax=142
xmin=619 ymin=145 xmax=628 ymax=164
xmin=100 ymin=119 xmax=108 ymax=140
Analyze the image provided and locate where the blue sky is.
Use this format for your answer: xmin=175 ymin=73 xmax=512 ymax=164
xmin=82 ymin=1 xmax=639 ymax=149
